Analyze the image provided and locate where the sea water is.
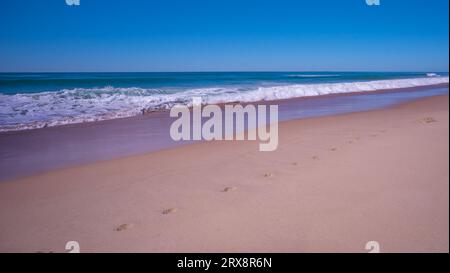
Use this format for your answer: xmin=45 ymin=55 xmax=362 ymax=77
xmin=0 ymin=72 xmax=448 ymax=131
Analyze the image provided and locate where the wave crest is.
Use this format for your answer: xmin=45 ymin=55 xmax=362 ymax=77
xmin=0 ymin=76 xmax=448 ymax=131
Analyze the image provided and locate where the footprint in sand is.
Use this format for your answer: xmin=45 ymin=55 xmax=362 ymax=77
xmin=115 ymin=223 xmax=134 ymax=232
xmin=312 ymin=156 xmax=319 ymax=160
xmin=162 ymin=208 xmax=178 ymax=215
xmin=421 ymin=117 xmax=437 ymax=124
xmin=223 ymin=186 xmax=238 ymax=192
xmin=330 ymin=147 xmax=337 ymax=151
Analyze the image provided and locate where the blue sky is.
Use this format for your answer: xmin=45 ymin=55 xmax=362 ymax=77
xmin=0 ymin=0 xmax=448 ymax=72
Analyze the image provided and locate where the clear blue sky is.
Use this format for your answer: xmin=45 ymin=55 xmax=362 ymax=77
xmin=0 ymin=0 xmax=448 ymax=72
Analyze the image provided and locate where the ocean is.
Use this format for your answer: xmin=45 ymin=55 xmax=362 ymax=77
xmin=0 ymin=72 xmax=448 ymax=131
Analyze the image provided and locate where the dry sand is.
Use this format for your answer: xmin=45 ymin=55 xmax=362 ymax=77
xmin=0 ymin=95 xmax=448 ymax=253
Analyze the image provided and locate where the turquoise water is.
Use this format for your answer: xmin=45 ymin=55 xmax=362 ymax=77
xmin=0 ymin=72 xmax=447 ymax=94
xmin=0 ymin=72 xmax=448 ymax=131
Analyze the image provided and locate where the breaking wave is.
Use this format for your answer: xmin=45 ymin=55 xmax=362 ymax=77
xmin=0 ymin=76 xmax=448 ymax=132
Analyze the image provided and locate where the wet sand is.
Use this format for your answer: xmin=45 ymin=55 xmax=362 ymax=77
xmin=0 ymin=83 xmax=448 ymax=181
xmin=0 ymin=94 xmax=448 ymax=253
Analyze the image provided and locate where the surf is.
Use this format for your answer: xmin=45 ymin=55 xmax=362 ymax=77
xmin=0 ymin=75 xmax=448 ymax=132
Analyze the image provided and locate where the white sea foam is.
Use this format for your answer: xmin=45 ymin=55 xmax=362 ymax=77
xmin=0 ymin=76 xmax=448 ymax=132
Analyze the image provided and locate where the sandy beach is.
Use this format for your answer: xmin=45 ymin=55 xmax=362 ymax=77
xmin=1 ymin=84 xmax=448 ymax=182
xmin=0 ymin=93 xmax=448 ymax=253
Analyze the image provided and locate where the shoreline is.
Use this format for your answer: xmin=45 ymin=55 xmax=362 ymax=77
xmin=1 ymin=82 xmax=448 ymax=134
xmin=0 ymin=94 xmax=447 ymax=252
xmin=0 ymin=83 xmax=448 ymax=182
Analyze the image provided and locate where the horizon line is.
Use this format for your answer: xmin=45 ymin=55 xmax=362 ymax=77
xmin=0 ymin=70 xmax=448 ymax=74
